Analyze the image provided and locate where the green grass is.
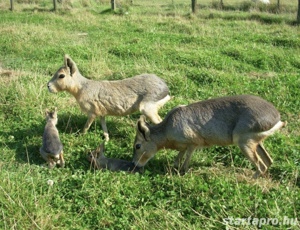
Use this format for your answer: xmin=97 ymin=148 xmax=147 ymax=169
xmin=0 ymin=0 xmax=299 ymax=229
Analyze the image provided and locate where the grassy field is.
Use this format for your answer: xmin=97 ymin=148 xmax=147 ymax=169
xmin=0 ymin=0 xmax=299 ymax=229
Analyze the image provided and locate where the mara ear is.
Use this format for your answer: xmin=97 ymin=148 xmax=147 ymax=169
xmin=97 ymin=143 xmax=105 ymax=159
xmin=64 ymin=54 xmax=77 ymax=76
xmin=137 ymin=115 xmax=150 ymax=141
xmin=91 ymin=146 xmax=100 ymax=158
xmin=52 ymin=107 xmax=58 ymax=118
xmin=100 ymin=143 xmax=105 ymax=154
xmin=45 ymin=108 xmax=49 ymax=117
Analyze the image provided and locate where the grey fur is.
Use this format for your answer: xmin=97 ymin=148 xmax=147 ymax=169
xmin=133 ymin=95 xmax=286 ymax=178
xmin=40 ymin=108 xmax=65 ymax=169
xmin=47 ymin=55 xmax=170 ymax=141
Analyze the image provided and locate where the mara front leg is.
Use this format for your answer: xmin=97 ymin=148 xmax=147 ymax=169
xmin=181 ymin=145 xmax=198 ymax=174
xmin=174 ymin=150 xmax=186 ymax=170
xmin=82 ymin=114 xmax=96 ymax=134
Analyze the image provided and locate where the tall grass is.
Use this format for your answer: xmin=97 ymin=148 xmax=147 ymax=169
xmin=0 ymin=0 xmax=299 ymax=229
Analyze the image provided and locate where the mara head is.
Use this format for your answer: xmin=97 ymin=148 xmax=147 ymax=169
xmin=45 ymin=107 xmax=58 ymax=124
xmin=47 ymin=55 xmax=79 ymax=93
xmin=132 ymin=115 xmax=158 ymax=167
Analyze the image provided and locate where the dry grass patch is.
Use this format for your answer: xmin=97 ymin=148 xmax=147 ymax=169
xmin=191 ymin=164 xmax=281 ymax=193
xmin=0 ymin=67 xmax=22 ymax=83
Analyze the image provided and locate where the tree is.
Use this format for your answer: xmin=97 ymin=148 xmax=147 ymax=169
xmin=111 ymin=0 xmax=116 ymax=11
xmin=10 ymin=0 xmax=13 ymax=11
xmin=298 ymin=0 xmax=300 ymax=23
xmin=191 ymin=0 xmax=197 ymax=13
xmin=53 ymin=0 xmax=57 ymax=11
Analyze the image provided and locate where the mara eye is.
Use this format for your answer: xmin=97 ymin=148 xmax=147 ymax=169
xmin=58 ymin=74 xmax=65 ymax=79
xmin=135 ymin=144 xmax=141 ymax=150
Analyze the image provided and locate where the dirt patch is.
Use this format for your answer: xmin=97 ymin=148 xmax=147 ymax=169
xmin=0 ymin=66 xmax=21 ymax=83
xmin=247 ymin=71 xmax=277 ymax=78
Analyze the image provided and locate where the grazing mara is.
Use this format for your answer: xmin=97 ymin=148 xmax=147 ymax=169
xmin=47 ymin=55 xmax=170 ymax=141
xmin=40 ymin=108 xmax=65 ymax=169
xmin=87 ymin=143 xmax=142 ymax=173
xmin=132 ymin=95 xmax=286 ymax=178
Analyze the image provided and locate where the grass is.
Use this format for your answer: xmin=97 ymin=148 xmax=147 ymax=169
xmin=0 ymin=0 xmax=299 ymax=229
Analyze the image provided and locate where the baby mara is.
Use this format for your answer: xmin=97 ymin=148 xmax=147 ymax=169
xmin=47 ymin=55 xmax=170 ymax=141
xmin=40 ymin=108 xmax=65 ymax=169
xmin=87 ymin=143 xmax=141 ymax=173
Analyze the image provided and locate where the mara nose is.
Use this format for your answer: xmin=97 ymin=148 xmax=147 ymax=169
xmin=47 ymin=83 xmax=52 ymax=92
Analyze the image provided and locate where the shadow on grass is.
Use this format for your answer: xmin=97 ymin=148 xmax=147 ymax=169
xmin=269 ymin=166 xmax=300 ymax=187
xmin=0 ymin=122 xmax=45 ymax=165
xmin=3 ymin=111 xmax=296 ymax=185
xmin=138 ymin=147 xmax=299 ymax=187
xmin=100 ymin=8 xmax=114 ymax=14
xmin=0 ymin=113 xmax=84 ymax=166
xmin=22 ymin=7 xmax=56 ymax=13
xmin=1 ymin=112 xmax=139 ymax=167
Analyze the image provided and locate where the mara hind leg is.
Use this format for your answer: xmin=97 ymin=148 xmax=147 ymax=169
xmin=253 ymin=120 xmax=285 ymax=170
xmin=140 ymin=103 xmax=162 ymax=124
xmin=40 ymin=148 xmax=48 ymax=162
xmin=58 ymin=151 xmax=65 ymax=168
xmin=237 ymin=139 xmax=268 ymax=179
xmin=253 ymin=121 xmax=287 ymax=175
xmin=256 ymin=143 xmax=273 ymax=169
xmin=47 ymin=156 xmax=56 ymax=169
xmin=40 ymin=149 xmax=54 ymax=168
xmin=140 ymin=95 xmax=171 ymax=124
xmin=233 ymin=121 xmax=286 ymax=178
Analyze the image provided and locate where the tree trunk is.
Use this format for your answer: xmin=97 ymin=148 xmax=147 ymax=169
xmin=111 ymin=0 xmax=116 ymax=10
xmin=191 ymin=0 xmax=197 ymax=13
xmin=10 ymin=0 xmax=14 ymax=11
xmin=53 ymin=0 xmax=57 ymax=11
xmin=298 ymin=0 xmax=300 ymax=23
xmin=277 ymin=0 xmax=280 ymax=11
